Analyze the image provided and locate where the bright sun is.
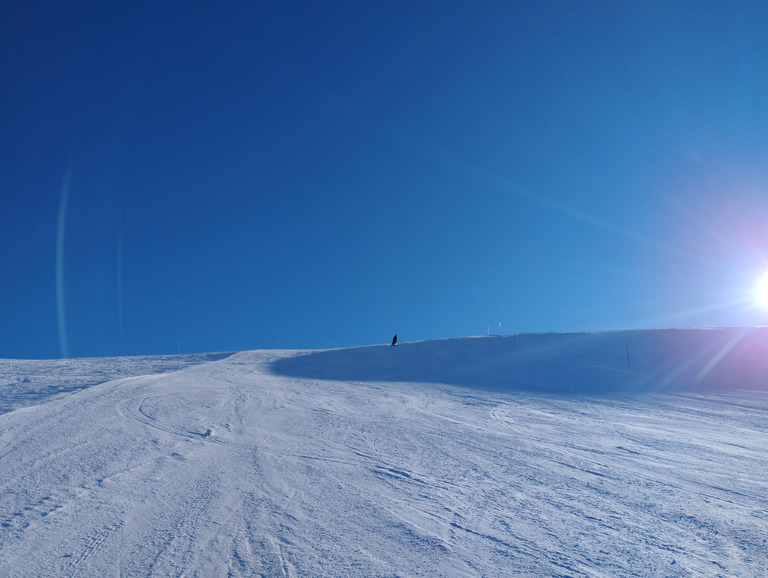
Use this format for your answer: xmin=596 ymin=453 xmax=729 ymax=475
xmin=756 ymin=272 xmax=768 ymax=309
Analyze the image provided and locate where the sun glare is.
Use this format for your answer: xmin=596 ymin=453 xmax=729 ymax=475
xmin=756 ymin=272 xmax=768 ymax=309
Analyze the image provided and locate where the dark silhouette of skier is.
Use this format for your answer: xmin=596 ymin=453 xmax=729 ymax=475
xmin=391 ymin=334 xmax=397 ymax=346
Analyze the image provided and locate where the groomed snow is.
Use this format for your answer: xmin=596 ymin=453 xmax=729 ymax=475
xmin=1 ymin=329 xmax=766 ymax=576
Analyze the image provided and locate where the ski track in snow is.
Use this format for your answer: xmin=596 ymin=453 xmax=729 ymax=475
xmin=0 ymin=333 xmax=767 ymax=576
xmin=0 ymin=352 xmax=233 ymax=416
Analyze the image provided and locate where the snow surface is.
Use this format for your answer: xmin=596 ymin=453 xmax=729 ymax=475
xmin=0 ymin=352 xmax=233 ymax=416
xmin=0 ymin=328 xmax=766 ymax=576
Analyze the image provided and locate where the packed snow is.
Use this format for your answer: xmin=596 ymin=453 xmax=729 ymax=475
xmin=1 ymin=328 xmax=766 ymax=576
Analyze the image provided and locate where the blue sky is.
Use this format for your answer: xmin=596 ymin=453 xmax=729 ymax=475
xmin=3 ymin=1 xmax=768 ymax=359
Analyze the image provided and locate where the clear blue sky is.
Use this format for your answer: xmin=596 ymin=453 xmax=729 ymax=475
xmin=3 ymin=1 xmax=768 ymax=359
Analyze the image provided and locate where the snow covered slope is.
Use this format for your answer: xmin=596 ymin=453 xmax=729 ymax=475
xmin=0 ymin=329 xmax=766 ymax=576
xmin=0 ymin=352 xmax=233 ymax=415
xmin=273 ymin=327 xmax=768 ymax=394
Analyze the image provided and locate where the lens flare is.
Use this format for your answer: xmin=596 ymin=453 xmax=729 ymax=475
xmin=756 ymin=272 xmax=768 ymax=309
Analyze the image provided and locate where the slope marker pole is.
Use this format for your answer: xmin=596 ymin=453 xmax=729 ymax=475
xmin=625 ymin=342 xmax=631 ymax=372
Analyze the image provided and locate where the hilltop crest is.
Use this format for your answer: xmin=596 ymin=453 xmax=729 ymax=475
xmin=268 ymin=327 xmax=768 ymax=395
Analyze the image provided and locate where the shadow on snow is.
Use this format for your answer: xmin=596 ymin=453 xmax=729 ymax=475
xmin=269 ymin=328 xmax=768 ymax=396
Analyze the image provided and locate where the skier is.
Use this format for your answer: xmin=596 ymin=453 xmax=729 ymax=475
xmin=391 ymin=334 xmax=397 ymax=346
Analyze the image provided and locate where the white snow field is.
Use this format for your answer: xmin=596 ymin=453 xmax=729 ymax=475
xmin=1 ymin=328 xmax=766 ymax=577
